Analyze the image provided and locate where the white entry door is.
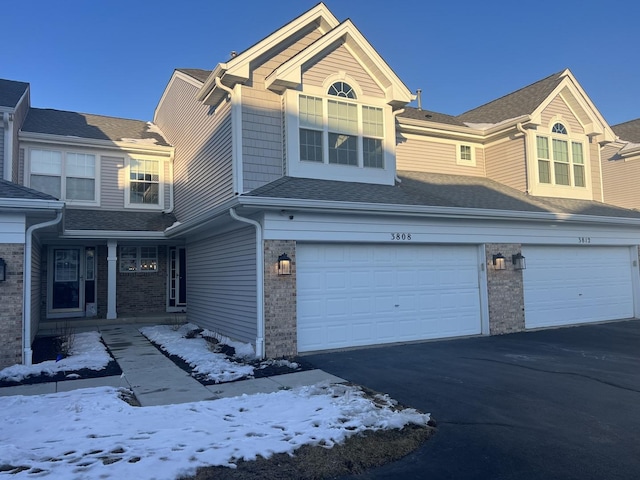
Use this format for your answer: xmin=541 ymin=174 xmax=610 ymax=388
xmin=522 ymin=246 xmax=634 ymax=329
xmin=297 ymin=243 xmax=482 ymax=352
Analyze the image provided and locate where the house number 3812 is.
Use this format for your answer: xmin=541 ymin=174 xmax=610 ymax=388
xmin=391 ymin=233 xmax=412 ymax=240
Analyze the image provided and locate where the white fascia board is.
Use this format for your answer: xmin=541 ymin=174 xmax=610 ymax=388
xmin=236 ymin=196 xmax=640 ymax=227
xmin=0 ymin=198 xmax=65 ymax=211
xmin=62 ymin=230 xmax=167 ymax=239
xmin=164 ymin=197 xmax=241 ymax=238
xmin=397 ymin=115 xmax=531 ymax=143
xmin=196 ymin=63 xmax=228 ymax=102
xmin=19 ymin=132 xmax=173 ymax=157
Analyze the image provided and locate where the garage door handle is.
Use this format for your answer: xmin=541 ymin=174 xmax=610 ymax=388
xmin=395 ymin=304 xmax=400 ymax=307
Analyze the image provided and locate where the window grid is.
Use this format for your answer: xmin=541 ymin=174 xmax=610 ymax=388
xmin=119 ymin=246 xmax=158 ymax=273
xmin=31 ymin=149 xmax=97 ymax=201
xmin=536 ymin=124 xmax=585 ymax=188
xmin=130 ymin=159 xmax=160 ymax=205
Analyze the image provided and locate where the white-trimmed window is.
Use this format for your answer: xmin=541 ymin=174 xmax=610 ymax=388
xmin=125 ymin=156 xmax=164 ymax=209
xmin=298 ymin=82 xmax=385 ymax=170
xmin=30 ymin=149 xmax=97 ymax=202
xmin=536 ymin=122 xmax=585 ymax=187
xmin=119 ymin=246 xmax=158 ymax=273
xmin=457 ymin=144 xmax=475 ymax=165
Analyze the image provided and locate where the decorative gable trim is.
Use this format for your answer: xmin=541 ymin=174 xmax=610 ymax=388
xmin=532 ymin=69 xmax=616 ymax=144
xmin=265 ymin=20 xmax=413 ymax=107
xmin=196 ymin=3 xmax=339 ymax=106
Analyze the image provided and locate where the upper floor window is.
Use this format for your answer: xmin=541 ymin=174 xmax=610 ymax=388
xmin=457 ymin=144 xmax=476 ymax=166
xmin=30 ymin=149 xmax=96 ymax=202
xmin=298 ymin=82 xmax=385 ymax=170
xmin=536 ymin=122 xmax=585 ymax=187
xmin=125 ymin=156 xmax=164 ymax=209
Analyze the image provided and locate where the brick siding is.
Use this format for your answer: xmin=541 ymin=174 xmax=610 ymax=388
xmin=0 ymin=244 xmax=24 ymax=368
xmin=486 ymin=243 xmax=525 ymax=335
xmin=263 ymin=240 xmax=297 ymax=358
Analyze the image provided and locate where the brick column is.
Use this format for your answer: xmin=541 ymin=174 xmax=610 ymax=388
xmin=485 ymin=244 xmax=525 ymax=335
xmin=0 ymin=244 xmax=25 ymax=368
xmin=263 ymin=240 xmax=297 ymax=358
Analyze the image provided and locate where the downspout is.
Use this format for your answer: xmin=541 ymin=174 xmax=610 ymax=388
xmin=393 ymin=108 xmax=406 ymax=184
xmin=516 ymin=122 xmax=529 ymax=194
xmin=163 ymin=157 xmax=175 ymax=214
xmin=23 ymin=210 xmax=63 ymax=365
xmin=229 ymin=207 xmax=265 ymax=359
xmin=2 ymin=112 xmax=13 ymax=181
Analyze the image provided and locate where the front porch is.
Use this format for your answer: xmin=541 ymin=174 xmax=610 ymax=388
xmin=35 ymin=313 xmax=187 ymax=337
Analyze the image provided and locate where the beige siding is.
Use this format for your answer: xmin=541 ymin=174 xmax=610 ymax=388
xmin=589 ymin=140 xmax=602 ymax=201
xmin=252 ymin=29 xmax=323 ymax=89
xmin=100 ymin=155 xmax=125 ymax=208
xmin=396 ymin=135 xmax=485 ymax=176
xmin=155 ymin=77 xmax=233 ymax=222
xmin=601 ymin=144 xmax=640 ymax=209
xmin=302 ymin=44 xmax=384 ymax=97
xmin=241 ymin=86 xmax=284 ymax=191
xmin=30 ymin=236 xmax=42 ymax=343
xmin=18 ymin=148 xmax=24 ymax=185
xmin=0 ymin=125 xmax=4 ymax=179
xmin=485 ymin=137 xmax=527 ymax=192
xmin=541 ymin=95 xmax=585 ymax=134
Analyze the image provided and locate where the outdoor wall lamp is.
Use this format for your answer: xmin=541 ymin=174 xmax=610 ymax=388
xmin=492 ymin=253 xmax=506 ymax=270
xmin=278 ymin=253 xmax=292 ymax=276
xmin=512 ymin=253 xmax=527 ymax=270
xmin=0 ymin=258 xmax=5 ymax=282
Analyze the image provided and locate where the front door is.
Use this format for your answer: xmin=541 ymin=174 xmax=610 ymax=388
xmin=49 ymin=247 xmax=84 ymax=316
xmin=169 ymin=246 xmax=187 ymax=308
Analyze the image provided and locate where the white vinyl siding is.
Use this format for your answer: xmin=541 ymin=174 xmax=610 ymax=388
xmin=522 ymin=246 xmax=634 ymax=329
xmin=297 ymin=243 xmax=482 ymax=352
xmin=186 ymin=227 xmax=257 ymax=345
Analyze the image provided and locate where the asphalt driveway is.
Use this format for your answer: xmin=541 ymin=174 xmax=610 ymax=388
xmin=305 ymin=320 xmax=640 ymax=480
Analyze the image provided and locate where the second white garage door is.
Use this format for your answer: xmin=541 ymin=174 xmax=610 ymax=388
xmin=522 ymin=246 xmax=634 ymax=329
xmin=297 ymin=244 xmax=482 ymax=352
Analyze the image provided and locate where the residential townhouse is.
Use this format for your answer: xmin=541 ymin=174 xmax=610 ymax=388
xmin=2 ymin=3 xmax=640 ymax=368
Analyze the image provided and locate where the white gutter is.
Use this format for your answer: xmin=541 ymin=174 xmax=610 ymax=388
xmin=23 ymin=210 xmax=63 ymax=365
xmin=63 ymin=230 xmax=166 ymax=239
xmin=3 ymin=112 xmax=13 ymax=181
xmin=235 ymin=195 xmax=640 ymax=227
xmin=229 ymin=207 xmax=265 ymax=359
xmin=0 ymin=198 xmax=64 ymax=210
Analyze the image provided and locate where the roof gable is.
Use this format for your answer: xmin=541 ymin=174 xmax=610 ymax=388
xmin=0 ymin=78 xmax=29 ymax=109
xmin=265 ymin=19 xmax=413 ymax=107
xmin=613 ymin=118 xmax=640 ymax=143
xmin=197 ymin=3 xmax=339 ymax=105
xmin=0 ymin=178 xmax=57 ymax=201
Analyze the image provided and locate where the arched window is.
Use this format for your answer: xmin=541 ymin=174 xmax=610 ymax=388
xmin=536 ymin=121 xmax=585 ymax=187
xmin=327 ymin=82 xmax=356 ymax=99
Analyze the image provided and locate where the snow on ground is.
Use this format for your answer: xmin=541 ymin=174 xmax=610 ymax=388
xmin=0 ymin=383 xmax=430 ymax=479
xmin=139 ymin=324 xmax=256 ymax=383
xmin=0 ymin=332 xmax=111 ymax=383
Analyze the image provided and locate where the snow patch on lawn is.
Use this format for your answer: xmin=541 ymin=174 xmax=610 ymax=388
xmin=0 ymin=384 xmax=430 ymax=479
xmin=0 ymin=332 xmax=111 ymax=383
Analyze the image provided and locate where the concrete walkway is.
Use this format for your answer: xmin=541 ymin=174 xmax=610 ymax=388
xmin=0 ymin=324 xmax=345 ymax=407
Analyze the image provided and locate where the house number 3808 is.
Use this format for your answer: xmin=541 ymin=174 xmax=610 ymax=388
xmin=391 ymin=233 xmax=412 ymax=240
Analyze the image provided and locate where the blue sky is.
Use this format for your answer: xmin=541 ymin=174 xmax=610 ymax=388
xmin=3 ymin=1 xmax=638 ymax=125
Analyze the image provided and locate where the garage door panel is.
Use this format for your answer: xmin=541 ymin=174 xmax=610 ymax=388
xmin=523 ymin=246 xmax=633 ymax=329
xmin=297 ymin=244 xmax=482 ymax=351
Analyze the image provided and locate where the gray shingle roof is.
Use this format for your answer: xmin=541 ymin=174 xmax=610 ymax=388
xmin=176 ymin=69 xmax=211 ymax=83
xmin=64 ymin=209 xmax=177 ymax=232
xmin=244 ymin=172 xmax=640 ymax=220
xmin=458 ymin=71 xmax=565 ymax=124
xmin=22 ymin=108 xmax=171 ymax=147
xmin=0 ymin=78 xmax=29 ymax=108
xmin=612 ymin=118 xmax=640 ymax=143
xmin=398 ymin=108 xmax=468 ymax=127
xmin=0 ymin=179 xmax=58 ymax=201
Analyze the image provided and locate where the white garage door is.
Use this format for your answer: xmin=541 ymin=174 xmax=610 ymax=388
xmin=522 ymin=246 xmax=634 ymax=329
xmin=297 ymin=244 xmax=482 ymax=352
